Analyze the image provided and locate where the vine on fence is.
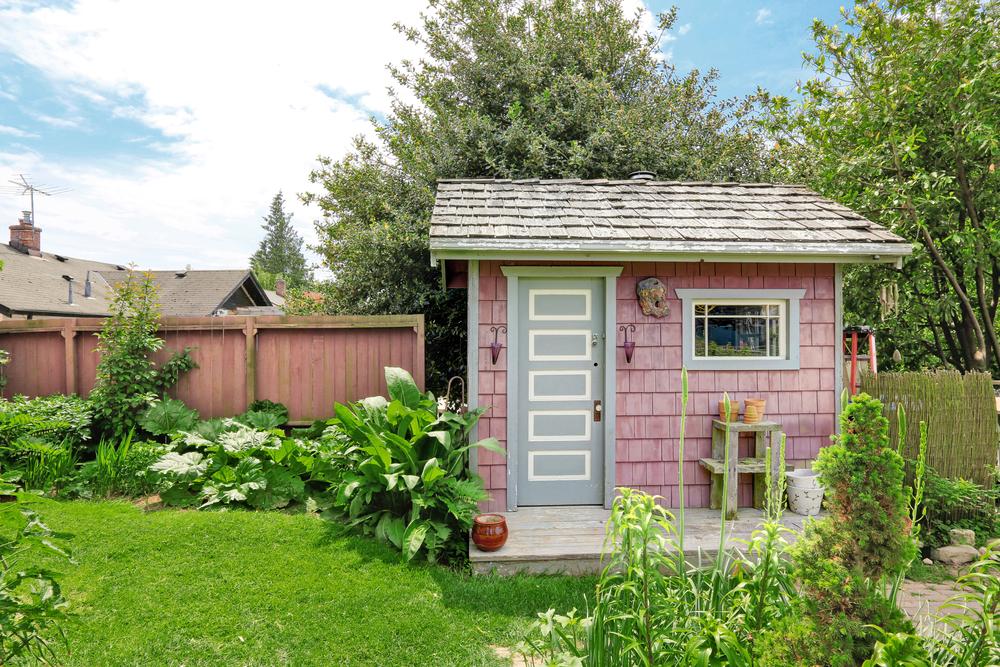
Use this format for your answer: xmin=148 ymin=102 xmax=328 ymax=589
xmin=89 ymin=266 xmax=198 ymax=439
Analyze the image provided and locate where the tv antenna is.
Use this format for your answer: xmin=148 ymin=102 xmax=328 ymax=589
xmin=0 ymin=174 xmax=72 ymax=225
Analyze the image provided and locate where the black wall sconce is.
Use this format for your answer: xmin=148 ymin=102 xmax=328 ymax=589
xmin=620 ymin=325 xmax=636 ymax=364
xmin=490 ymin=326 xmax=507 ymax=365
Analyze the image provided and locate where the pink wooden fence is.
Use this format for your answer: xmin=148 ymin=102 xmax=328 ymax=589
xmin=0 ymin=315 xmax=424 ymax=425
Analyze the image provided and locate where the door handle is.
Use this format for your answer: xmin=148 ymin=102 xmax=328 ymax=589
xmin=594 ymin=400 xmax=602 ymax=422
xmin=592 ymin=333 xmax=599 ymax=347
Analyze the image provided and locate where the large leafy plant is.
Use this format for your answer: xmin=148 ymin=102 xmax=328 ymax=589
xmin=2 ymin=395 xmax=93 ymax=449
xmin=330 ymin=367 xmax=503 ymax=563
xmin=137 ymin=399 xmax=200 ymax=437
xmin=149 ymin=420 xmax=339 ymax=510
xmin=89 ymin=266 xmax=199 ymax=440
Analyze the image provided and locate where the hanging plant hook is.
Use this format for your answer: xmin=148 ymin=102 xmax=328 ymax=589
xmin=490 ymin=326 xmax=507 ymax=365
xmin=620 ymin=324 xmax=636 ymax=364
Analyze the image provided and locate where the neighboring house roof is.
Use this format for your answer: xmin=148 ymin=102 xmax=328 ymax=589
xmin=96 ymin=269 xmax=271 ymax=317
xmin=264 ymin=289 xmax=285 ymax=306
xmin=429 ymin=179 xmax=913 ymax=265
xmin=0 ymin=243 xmax=122 ymax=318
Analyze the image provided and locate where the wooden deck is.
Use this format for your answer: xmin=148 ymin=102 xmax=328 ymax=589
xmin=469 ymin=505 xmax=817 ymax=576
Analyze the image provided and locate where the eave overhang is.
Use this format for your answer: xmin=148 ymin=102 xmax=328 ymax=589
xmin=430 ymin=238 xmax=914 ymax=268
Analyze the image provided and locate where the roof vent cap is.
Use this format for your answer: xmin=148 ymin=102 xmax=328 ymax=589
xmin=628 ymin=171 xmax=655 ymax=181
xmin=54 ymin=254 xmax=68 ymax=262
xmin=175 ymin=270 xmax=187 ymax=278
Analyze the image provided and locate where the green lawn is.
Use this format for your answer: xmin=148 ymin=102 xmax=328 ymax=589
xmin=7 ymin=500 xmax=595 ymax=667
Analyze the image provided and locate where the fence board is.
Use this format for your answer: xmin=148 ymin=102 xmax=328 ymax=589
xmin=0 ymin=315 xmax=424 ymax=425
xmin=860 ymin=370 xmax=998 ymax=487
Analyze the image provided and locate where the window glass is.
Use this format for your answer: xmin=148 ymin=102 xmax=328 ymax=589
xmin=693 ymin=301 xmax=784 ymax=358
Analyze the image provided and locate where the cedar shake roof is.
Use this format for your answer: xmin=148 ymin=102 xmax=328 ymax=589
xmin=429 ymin=179 xmax=912 ymax=262
xmin=96 ymin=269 xmax=271 ymax=317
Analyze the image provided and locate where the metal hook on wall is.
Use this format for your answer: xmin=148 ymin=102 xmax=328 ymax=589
xmin=490 ymin=326 xmax=507 ymax=365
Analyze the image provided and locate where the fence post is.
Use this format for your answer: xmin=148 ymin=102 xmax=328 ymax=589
xmin=244 ymin=316 xmax=257 ymax=407
xmin=62 ymin=319 xmax=77 ymax=396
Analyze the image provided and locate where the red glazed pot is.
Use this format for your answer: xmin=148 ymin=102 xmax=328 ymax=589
xmin=472 ymin=514 xmax=508 ymax=552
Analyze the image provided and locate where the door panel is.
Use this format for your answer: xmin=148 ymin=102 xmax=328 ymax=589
xmin=518 ymin=277 xmax=604 ymax=506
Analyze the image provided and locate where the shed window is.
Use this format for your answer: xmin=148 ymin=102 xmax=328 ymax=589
xmin=674 ymin=289 xmax=807 ymax=371
xmin=693 ymin=301 xmax=785 ymax=359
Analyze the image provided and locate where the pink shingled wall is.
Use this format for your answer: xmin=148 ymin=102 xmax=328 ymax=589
xmin=476 ymin=261 xmax=837 ymax=512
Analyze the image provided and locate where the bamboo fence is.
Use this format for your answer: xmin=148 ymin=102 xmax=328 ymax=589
xmin=859 ymin=370 xmax=998 ymax=487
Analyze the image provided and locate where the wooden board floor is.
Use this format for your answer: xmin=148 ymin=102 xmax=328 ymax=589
xmin=469 ymin=505 xmax=818 ymax=576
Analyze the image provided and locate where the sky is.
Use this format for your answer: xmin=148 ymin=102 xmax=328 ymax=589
xmin=0 ymin=0 xmax=849 ymax=274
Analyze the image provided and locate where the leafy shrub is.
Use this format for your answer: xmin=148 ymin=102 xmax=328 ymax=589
xmin=0 ymin=499 xmax=74 ymax=664
xmin=2 ymin=394 xmax=93 ymax=449
xmin=90 ymin=266 xmax=199 ymax=440
xmin=328 ymin=367 xmax=503 ymax=563
xmin=246 ymin=399 xmax=289 ymax=421
xmin=919 ymin=467 xmax=998 ymax=548
xmin=149 ymin=420 xmax=339 ymax=510
xmin=138 ymin=399 xmax=200 ymax=437
xmin=234 ymin=410 xmax=286 ymax=430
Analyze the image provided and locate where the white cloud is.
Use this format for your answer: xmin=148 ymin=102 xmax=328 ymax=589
xmin=0 ymin=0 xmax=426 ymax=273
xmin=678 ymin=23 xmax=692 ymax=36
xmin=0 ymin=125 xmax=37 ymax=138
xmin=35 ymin=114 xmax=81 ymax=128
xmin=756 ymin=8 xmax=774 ymax=24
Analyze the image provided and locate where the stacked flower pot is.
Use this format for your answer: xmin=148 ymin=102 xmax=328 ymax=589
xmin=786 ymin=469 xmax=825 ymax=516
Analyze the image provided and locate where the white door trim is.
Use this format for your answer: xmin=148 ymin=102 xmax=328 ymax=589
xmin=500 ymin=265 xmax=622 ymax=510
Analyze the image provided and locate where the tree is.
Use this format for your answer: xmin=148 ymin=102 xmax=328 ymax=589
xmin=250 ymin=192 xmax=312 ymax=289
xmin=760 ymin=0 xmax=1000 ymax=373
xmin=303 ymin=0 xmax=778 ymax=392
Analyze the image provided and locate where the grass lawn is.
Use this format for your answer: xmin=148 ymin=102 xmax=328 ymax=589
xmin=6 ymin=500 xmax=596 ymax=667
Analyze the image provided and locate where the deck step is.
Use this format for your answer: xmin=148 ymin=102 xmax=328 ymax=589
xmin=469 ymin=506 xmax=814 ymax=576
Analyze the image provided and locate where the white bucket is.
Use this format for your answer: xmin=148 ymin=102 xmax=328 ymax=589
xmin=788 ymin=485 xmax=825 ymax=516
xmin=786 ymin=469 xmax=822 ymax=489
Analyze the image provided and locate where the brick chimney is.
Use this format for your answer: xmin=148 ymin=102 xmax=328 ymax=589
xmin=275 ymin=278 xmax=286 ymax=298
xmin=10 ymin=211 xmax=41 ymax=252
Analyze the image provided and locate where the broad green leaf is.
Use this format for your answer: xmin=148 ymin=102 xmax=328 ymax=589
xmin=386 ymin=517 xmax=405 ymax=549
xmin=385 ymin=367 xmax=421 ymax=409
xmin=401 ymin=519 xmax=429 ymax=561
xmin=151 ymin=452 xmax=207 ymax=482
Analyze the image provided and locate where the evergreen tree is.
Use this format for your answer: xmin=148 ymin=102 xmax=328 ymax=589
xmin=250 ymin=192 xmax=311 ymax=289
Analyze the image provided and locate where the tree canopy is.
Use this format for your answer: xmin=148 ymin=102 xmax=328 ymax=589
xmin=303 ymin=0 xmax=779 ymax=391
xmin=760 ymin=0 xmax=1000 ymax=373
xmin=250 ymin=192 xmax=312 ymax=290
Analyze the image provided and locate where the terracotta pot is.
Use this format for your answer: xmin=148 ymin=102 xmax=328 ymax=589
xmin=472 ymin=514 xmax=508 ymax=552
xmin=717 ymin=400 xmax=740 ymax=422
xmin=745 ymin=398 xmax=766 ymax=420
xmin=744 ymin=405 xmax=760 ymax=424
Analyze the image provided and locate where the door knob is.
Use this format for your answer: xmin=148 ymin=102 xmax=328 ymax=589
xmin=592 ymin=334 xmax=599 ymax=347
xmin=594 ymin=400 xmax=602 ymax=422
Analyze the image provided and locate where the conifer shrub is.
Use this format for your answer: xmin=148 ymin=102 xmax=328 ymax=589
xmin=758 ymin=394 xmax=915 ymax=667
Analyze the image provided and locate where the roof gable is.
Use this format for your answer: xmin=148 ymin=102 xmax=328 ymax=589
xmin=95 ymin=270 xmax=272 ymax=317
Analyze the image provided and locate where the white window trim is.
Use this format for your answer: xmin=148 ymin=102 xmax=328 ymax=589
xmin=675 ymin=289 xmax=806 ymax=370
xmin=693 ymin=299 xmax=786 ymax=360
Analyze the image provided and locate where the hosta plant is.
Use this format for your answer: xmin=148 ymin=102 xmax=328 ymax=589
xmin=329 ymin=367 xmax=504 ymax=563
